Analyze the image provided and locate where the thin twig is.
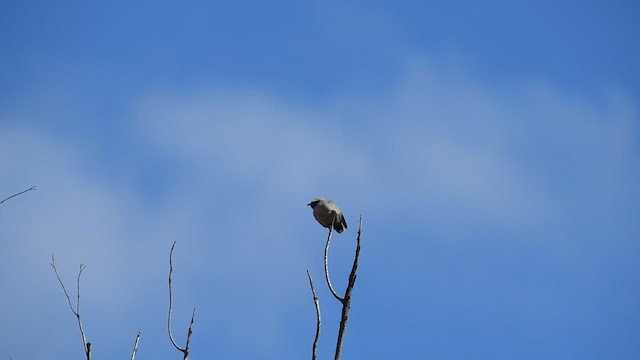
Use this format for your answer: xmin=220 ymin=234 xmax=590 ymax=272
xmin=306 ymin=270 xmax=321 ymax=360
xmin=51 ymin=256 xmax=78 ymax=316
xmin=0 ymin=186 xmax=35 ymax=205
xmin=324 ymin=222 xmax=344 ymax=303
xmin=167 ymin=241 xmax=196 ymax=360
xmin=334 ymin=216 xmax=363 ymax=360
xmin=76 ymin=265 xmax=89 ymax=356
xmin=130 ymin=330 xmax=141 ymax=360
xmin=50 ymin=256 xmax=91 ymax=360
xmin=185 ymin=308 xmax=196 ymax=355
xmin=167 ymin=242 xmax=180 ymax=351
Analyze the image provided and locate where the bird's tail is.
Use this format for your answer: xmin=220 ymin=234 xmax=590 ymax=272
xmin=334 ymin=214 xmax=347 ymax=233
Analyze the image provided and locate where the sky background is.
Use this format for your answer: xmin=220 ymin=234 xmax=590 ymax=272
xmin=1 ymin=1 xmax=639 ymax=359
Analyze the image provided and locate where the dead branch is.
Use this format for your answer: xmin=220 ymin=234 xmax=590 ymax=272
xmin=324 ymin=223 xmax=343 ymax=303
xmin=0 ymin=186 xmax=35 ymax=205
xmin=50 ymin=255 xmax=91 ymax=360
xmin=167 ymin=241 xmax=196 ymax=360
xmin=306 ymin=270 xmax=321 ymax=360
xmin=130 ymin=330 xmax=141 ymax=360
xmin=334 ymin=216 xmax=362 ymax=360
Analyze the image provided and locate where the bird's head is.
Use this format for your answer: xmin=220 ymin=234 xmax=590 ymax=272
xmin=307 ymin=198 xmax=322 ymax=208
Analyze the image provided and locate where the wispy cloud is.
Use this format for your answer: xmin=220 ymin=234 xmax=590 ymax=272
xmin=2 ymin=56 xmax=638 ymax=359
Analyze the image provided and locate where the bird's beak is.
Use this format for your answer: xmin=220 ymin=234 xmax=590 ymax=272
xmin=307 ymin=203 xmax=312 ymax=206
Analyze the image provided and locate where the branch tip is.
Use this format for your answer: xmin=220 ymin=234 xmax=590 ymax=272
xmin=0 ymin=186 xmax=36 ymax=205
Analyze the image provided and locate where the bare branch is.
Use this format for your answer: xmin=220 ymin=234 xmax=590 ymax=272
xmin=167 ymin=241 xmax=196 ymax=360
xmin=334 ymin=216 xmax=363 ymax=360
xmin=50 ymin=256 xmax=91 ymax=360
xmin=130 ymin=330 xmax=141 ymax=360
xmin=306 ymin=270 xmax=321 ymax=360
xmin=167 ymin=242 xmax=180 ymax=350
xmin=324 ymin=224 xmax=344 ymax=303
xmin=185 ymin=307 xmax=196 ymax=355
xmin=76 ymin=264 xmax=89 ymax=356
xmin=50 ymin=256 xmax=77 ymax=316
xmin=1 ymin=186 xmax=35 ymax=205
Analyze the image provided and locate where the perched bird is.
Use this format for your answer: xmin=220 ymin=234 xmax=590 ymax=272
xmin=307 ymin=197 xmax=348 ymax=233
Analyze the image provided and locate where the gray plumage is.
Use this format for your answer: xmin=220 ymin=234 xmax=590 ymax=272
xmin=307 ymin=197 xmax=348 ymax=233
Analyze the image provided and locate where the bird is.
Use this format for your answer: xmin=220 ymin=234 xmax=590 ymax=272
xmin=307 ymin=197 xmax=348 ymax=233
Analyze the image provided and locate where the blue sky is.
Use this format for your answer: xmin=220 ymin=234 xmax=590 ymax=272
xmin=1 ymin=1 xmax=639 ymax=359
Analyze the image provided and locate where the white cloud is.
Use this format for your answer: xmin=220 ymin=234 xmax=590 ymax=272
xmin=1 ymin=56 xmax=638 ymax=359
xmin=131 ymin=59 xmax=640 ymax=235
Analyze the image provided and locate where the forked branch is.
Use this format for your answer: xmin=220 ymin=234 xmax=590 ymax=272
xmin=334 ymin=216 xmax=363 ymax=360
xmin=50 ymin=255 xmax=91 ymax=360
xmin=320 ymin=214 xmax=364 ymax=360
xmin=167 ymin=241 xmax=196 ymax=360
